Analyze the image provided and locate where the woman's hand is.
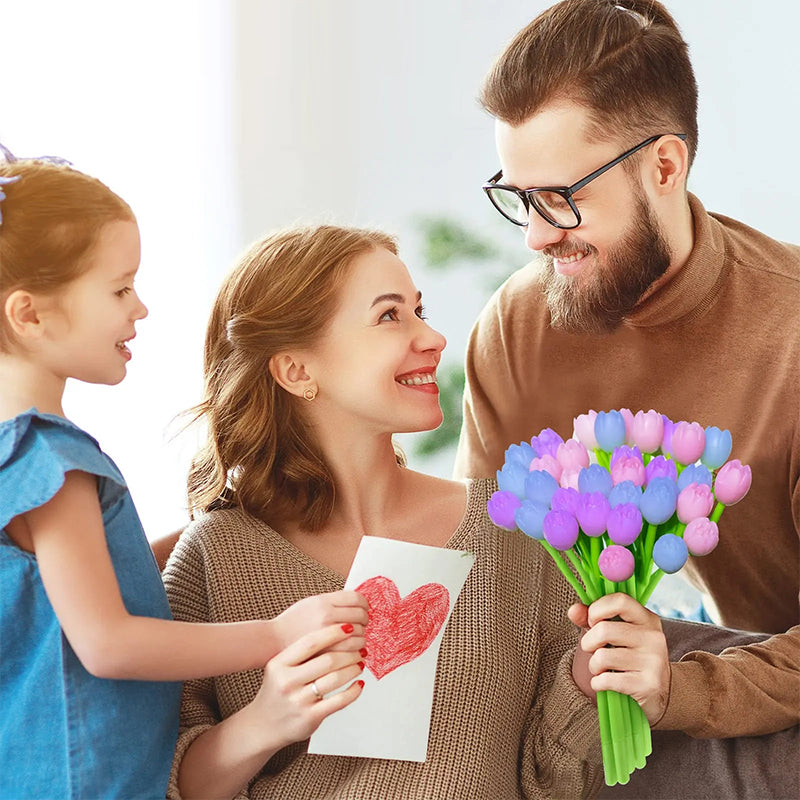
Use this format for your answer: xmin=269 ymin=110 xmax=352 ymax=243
xmin=271 ymin=590 xmax=369 ymax=652
xmin=568 ymin=593 xmax=671 ymax=725
xmin=251 ymin=622 xmax=367 ymax=750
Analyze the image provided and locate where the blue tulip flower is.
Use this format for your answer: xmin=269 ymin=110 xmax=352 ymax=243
xmin=640 ymin=476 xmax=678 ymax=525
xmin=677 ymin=463 xmax=713 ymax=492
xmin=497 ymin=462 xmax=528 ymax=499
xmin=504 ymin=441 xmax=536 ymax=470
xmin=608 ymin=480 xmax=642 ymax=508
xmin=701 ymin=426 xmax=732 ymax=470
xmin=578 ymin=463 xmax=614 ymax=496
xmin=652 ymin=533 xmax=688 ymax=573
xmin=515 ymin=499 xmax=549 ymax=540
xmin=595 ymin=410 xmax=627 ymax=452
xmin=524 ymin=469 xmax=559 ymax=507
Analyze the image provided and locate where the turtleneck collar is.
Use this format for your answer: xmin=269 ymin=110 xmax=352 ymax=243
xmin=626 ymin=193 xmax=726 ymax=328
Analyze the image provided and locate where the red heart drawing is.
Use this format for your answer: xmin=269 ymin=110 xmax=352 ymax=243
xmin=355 ymin=576 xmax=450 ymax=680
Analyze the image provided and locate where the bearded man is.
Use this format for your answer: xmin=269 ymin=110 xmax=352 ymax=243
xmin=454 ymin=1 xmax=799 ymax=796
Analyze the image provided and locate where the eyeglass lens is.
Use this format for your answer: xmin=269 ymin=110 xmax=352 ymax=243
xmin=487 ymin=187 xmax=578 ymax=227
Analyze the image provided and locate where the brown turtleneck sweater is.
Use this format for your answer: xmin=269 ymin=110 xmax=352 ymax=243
xmin=454 ymin=194 xmax=800 ymax=737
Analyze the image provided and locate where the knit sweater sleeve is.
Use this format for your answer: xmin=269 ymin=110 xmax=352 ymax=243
xmin=517 ymin=534 xmax=604 ymax=798
xmin=161 ymin=525 xmax=249 ymax=800
xmin=655 ymin=625 xmax=800 ymax=737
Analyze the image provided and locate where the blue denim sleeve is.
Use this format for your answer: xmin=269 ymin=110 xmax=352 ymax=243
xmin=0 ymin=409 xmax=127 ymax=530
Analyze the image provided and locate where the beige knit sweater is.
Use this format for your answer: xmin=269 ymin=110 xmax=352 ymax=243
xmin=163 ymin=478 xmax=604 ymax=799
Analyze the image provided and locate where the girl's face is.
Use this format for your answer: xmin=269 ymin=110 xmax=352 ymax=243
xmin=38 ymin=220 xmax=148 ymax=386
xmin=304 ymin=246 xmax=446 ymax=436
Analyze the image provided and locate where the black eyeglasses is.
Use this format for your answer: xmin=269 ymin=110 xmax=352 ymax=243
xmin=483 ymin=133 xmax=687 ymax=229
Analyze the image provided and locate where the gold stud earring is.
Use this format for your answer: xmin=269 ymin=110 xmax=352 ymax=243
xmin=303 ymin=388 xmax=317 ymax=401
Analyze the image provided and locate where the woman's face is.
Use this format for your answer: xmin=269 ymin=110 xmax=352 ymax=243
xmin=304 ymin=246 xmax=447 ymax=436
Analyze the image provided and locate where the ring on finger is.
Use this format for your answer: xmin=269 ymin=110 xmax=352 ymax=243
xmin=310 ymin=680 xmax=322 ymax=701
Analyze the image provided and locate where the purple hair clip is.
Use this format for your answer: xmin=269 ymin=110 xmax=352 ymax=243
xmin=0 ymin=142 xmax=74 ymax=225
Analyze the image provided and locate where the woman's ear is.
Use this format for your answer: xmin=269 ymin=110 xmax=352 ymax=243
xmin=4 ymin=290 xmax=44 ymax=340
xmin=269 ymin=352 xmax=316 ymax=400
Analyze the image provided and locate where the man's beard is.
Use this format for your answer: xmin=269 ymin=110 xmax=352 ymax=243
xmin=537 ymin=193 xmax=671 ymax=334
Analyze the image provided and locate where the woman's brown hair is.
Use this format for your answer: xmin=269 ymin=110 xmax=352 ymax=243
xmin=187 ymin=224 xmax=400 ymax=531
xmin=0 ymin=158 xmax=134 ymax=350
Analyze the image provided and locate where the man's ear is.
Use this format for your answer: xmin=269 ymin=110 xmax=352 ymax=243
xmin=4 ymin=290 xmax=45 ymax=340
xmin=647 ymin=135 xmax=689 ymax=196
xmin=268 ymin=352 xmax=315 ymax=399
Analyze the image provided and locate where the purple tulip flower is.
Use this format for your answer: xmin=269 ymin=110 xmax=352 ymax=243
xmin=576 ymin=491 xmax=611 ymax=537
xmin=640 ymin=476 xmax=678 ymax=525
xmin=578 ymin=463 xmax=614 ymax=496
xmin=543 ymin=509 xmax=580 ymax=551
xmin=595 ymin=410 xmax=627 ymax=452
xmin=701 ymin=426 xmax=733 ymax=470
xmin=645 ymin=455 xmax=678 ymax=485
xmin=671 ymin=421 xmax=706 ymax=466
xmin=530 ymin=428 xmax=564 ymax=459
xmin=551 ymin=486 xmax=580 ymax=516
xmin=683 ymin=517 xmax=720 ymax=556
xmin=487 ymin=490 xmax=522 ymax=531
xmin=573 ymin=411 xmax=598 ymax=449
xmin=608 ymin=480 xmax=642 ymax=508
xmin=714 ymin=459 xmax=752 ymax=505
xmin=632 ymin=409 xmax=664 ymax=454
xmin=496 ymin=462 xmax=528 ymax=499
xmin=606 ymin=502 xmax=643 ymax=545
xmin=677 ymin=463 xmax=713 ymax=492
xmin=661 ymin=415 xmax=675 ymax=456
xmin=652 ymin=533 xmax=688 ymax=573
xmin=598 ymin=545 xmax=636 ymax=582
xmin=514 ymin=499 xmax=549 ymax=541
xmin=524 ymin=469 xmax=560 ymax=507
xmin=676 ymin=482 xmax=714 ymax=524
xmin=504 ymin=441 xmax=537 ymax=471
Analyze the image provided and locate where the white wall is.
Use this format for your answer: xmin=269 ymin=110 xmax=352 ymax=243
xmin=2 ymin=1 xmax=798 ymax=537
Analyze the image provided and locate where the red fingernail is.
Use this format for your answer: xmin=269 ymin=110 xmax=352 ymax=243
xmin=359 ymin=647 xmax=368 ymax=658
xmin=341 ymin=623 xmax=354 ymax=634
xmin=356 ymin=679 xmax=365 ymax=688
xmin=358 ymin=661 xmax=365 ymax=670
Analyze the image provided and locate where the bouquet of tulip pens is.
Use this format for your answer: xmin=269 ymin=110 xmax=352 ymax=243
xmin=486 ymin=409 xmax=752 ymax=787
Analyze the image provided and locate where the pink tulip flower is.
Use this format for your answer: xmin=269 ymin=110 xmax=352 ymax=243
xmin=559 ymin=467 xmax=581 ymax=490
xmin=683 ymin=517 xmax=720 ymax=556
xmin=632 ymin=409 xmax=664 ymax=453
xmin=556 ymin=439 xmax=590 ymax=472
xmin=677 ymin=482 xmax=714 ymax=523
xmin=573 ymin=410 xmax=598 ymax=450
xmin=529 ymin=454 xmax=562 ymax=482
xmin=598 ymin=545 xmax=636 ymax=583
xmin=671 ymin=421 xmax=706 ymax=465
xmin=714 ymin=459 xmax=752 ymax=505
xmin=620 ymin=407 xmax=635 ymax=445
xmin=610 ymin=455 xmax=646 ymax=487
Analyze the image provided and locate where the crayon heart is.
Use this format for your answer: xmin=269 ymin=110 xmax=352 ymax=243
xmin=354 ymin=575 xmax=450 ymax=679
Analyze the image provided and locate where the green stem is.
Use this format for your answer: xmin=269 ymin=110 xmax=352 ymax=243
xmin=567 ymin=548 xmax=600 ymax=601
xmin=607 ymin=690 xmax=632 ymax=785
xmin=710 ymin=502 xmax=725 ymax=523
xmin=540 ymin=541 xmax=592 ymax=605
xmin=641 ymin=522 xmax=658 ymax=581
xmin=638 ymin=568 xmax=665 ymax=606
xmin=597 ymin=691 xmax=617 ymax=786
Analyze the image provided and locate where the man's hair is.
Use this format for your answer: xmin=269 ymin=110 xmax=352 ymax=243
xmin=481 ymin=0 xmax=698 ymax=166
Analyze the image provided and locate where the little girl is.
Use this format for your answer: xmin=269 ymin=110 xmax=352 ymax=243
xmin=0 ymin=151 xmax=368 ymax=800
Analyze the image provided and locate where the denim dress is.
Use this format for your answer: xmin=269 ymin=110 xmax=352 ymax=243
xmin=0 ymin=410 xmax=181 ymax=799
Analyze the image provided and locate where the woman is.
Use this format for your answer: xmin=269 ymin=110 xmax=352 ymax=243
xmin=163 ymin=225 xmax=668 ymax=800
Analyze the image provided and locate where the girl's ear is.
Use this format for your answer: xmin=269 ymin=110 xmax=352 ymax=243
xmin=4 ymin=290 xmax=44 ymax=340
xmin=269 ymin=352 xmax=316 ymax=400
